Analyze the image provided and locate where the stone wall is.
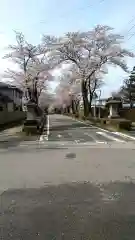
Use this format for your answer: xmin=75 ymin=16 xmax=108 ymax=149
xmin=119 ymin=108 xmax=135 ymax=122
xmin=0 ymin=111 xmax=26 ymax=125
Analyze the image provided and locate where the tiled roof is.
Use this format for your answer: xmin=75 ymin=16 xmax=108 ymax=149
xmin=0 ymin=81 xmax=23 ymax=93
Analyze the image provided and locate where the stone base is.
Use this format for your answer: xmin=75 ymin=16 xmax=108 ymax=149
xmin=108 ymin=114 xmax=120 ymax=119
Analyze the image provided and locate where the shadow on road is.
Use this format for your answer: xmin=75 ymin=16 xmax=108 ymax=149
xmin=1 ymin=181 xmax=135 ymax=239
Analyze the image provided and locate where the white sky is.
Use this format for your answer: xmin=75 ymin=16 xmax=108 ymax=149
xmin=0 ymin=0 xmax=135 ymax=98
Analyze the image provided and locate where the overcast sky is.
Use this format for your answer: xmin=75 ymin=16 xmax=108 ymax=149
xmin=0 ymin=0 xmax=135 ymax=97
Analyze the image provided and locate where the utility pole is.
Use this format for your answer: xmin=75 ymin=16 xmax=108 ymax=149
xmin=98 ymin=90 xmax=101 ymax=118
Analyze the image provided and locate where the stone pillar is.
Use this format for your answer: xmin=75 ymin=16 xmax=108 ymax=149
xmin=106 ymin=101 xmax=121 ymax=119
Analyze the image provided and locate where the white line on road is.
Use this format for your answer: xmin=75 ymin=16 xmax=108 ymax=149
xmin=39 ymin=115 xmax=50 ymax=142
xmin=96 ymin=131 xmax=125 ymax=142
xmin=113 ymin=131 xmax=135 ymax=141
xmin=47 ymin=115 xmax=50 ymax=136
xmin=84 ymin=132 xmax=107 ymax=144
xmin=73 ymin=118 xmax=110 ymax=132
xmin=57 ymin=134 xmax=62 ymax=138
xmin=73 ymin=117 xmax=135 ymax=141
xmin=96 ymin=141 xmax=108 ymax=144
xmin=83 ymin=132 xmax=103 ymax=143
xmin=68 ymin=132 xmax=72 ymax=136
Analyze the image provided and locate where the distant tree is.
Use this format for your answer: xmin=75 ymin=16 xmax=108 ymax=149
xmin=120 ymin=66 xmax=135 ymax=108
xmin=111 ymin=90 xmax=123 ymax=101
xmin=53 ymin=69 xmax=81 ymax=114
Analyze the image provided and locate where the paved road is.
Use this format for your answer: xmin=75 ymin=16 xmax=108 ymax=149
xmin=38 ymin=114 xmax=135 ymax=147
xmin=1 ymin=114 xmax=135 ymax=239
xmin=0 ymin=114 xmax=135 ymax=150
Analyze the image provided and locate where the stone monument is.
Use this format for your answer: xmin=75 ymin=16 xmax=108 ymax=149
xmin=105 ymin=99 xmax=122 ymax=119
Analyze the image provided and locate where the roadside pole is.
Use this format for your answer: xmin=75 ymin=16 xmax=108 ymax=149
xmin=47 ymin=114 xmax=50 ymax=136
xmin=98 ymin=90 xmax=101 ymax=119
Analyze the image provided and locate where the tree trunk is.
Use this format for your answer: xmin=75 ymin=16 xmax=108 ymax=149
xmin=89 ymin=97 xmax=92 ymax=115
xmin=74 ymin=100 xmax=79 ymax=113
xmin=130 ymin=101 xmax=133 ymax=109
xmin=67 ymin=106 xmax=70 ymax=113
xmin=71 ymin=100 xmax=76 ymax=114
xmin=89 ymin=92 xmax=94 ymax=116
xmin=81 ymin=79 xmax=89 ymax=117
xmin=88 ymin=76 xmax=97 ymax=117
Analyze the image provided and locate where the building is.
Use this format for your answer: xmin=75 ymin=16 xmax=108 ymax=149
xmin=0 ymin=82 xmax=26 ymax=125
xmin=0 ymin=82 xmax=23 ymax=112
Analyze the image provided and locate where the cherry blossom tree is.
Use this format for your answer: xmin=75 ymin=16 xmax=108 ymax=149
xmin=42 ymin=25 xmax=134 ymax=116
xmin=3 ymin=31 xmax=57 ymax=106
xmin=3 ymin=31 xmax=42 ymax=93
xmin=53 ymin=67 xmax=81 ymax=114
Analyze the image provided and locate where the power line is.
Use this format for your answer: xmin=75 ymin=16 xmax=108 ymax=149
xmin=128 ymin=16 xmax=135 ymax=24
xmin=128 ymin=32 xmax=135 ymax=40
xmin=39 ymin=0 xmax=106 ymax=24
xmin=126 ymin=24 xmax=135 ymax=35
xmin=27 ymin=1 xmax=135 ymax=49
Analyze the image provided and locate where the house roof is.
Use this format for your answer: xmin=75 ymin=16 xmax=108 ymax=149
xmin=0 ymin=81 xmax=23 ymax=93
xmin=0 ymin=93 xmax=12 ymax=103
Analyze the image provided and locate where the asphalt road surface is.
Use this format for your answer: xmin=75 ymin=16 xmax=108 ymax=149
xmin=38 ymin=114 xmax=135 ymax=148
xmin=1 ymin=114 xmax=135 ymax=239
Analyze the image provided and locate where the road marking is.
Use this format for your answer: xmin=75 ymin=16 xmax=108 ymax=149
xmin=113 ymin=131 xmax=135 ymax=141
xmin=39 ymin=115 xmax=50 ymax=142
xmin=57 ymin=134 xmax=62 ymax=138
xmin=39 ymin=135 xmax=48 ymax=142
xmin=47 ymin=115 xmax=50 ymax=136
xmin=96 ymin=131 xmax=125 ymax=142
xmin=83 ymin=132 xmax=107 ymax=144
xmin=96 ymin=141 xmax=108 ymax=144
xmin=72 ymin=118 xmax=111 ymax=133
xmin=72 ymin=117 xmax=135 ymax=141
xmin=74 ymin=140 xmax=80 ymax=143
xmin=83 ymin=132 xmax=99 ymax=142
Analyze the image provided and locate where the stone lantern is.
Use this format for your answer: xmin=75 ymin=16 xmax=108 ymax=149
xmin=23 ymin=100 xmax=43 ymax=132
xmin=105 ymin=99 xmax=122 ymax=119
